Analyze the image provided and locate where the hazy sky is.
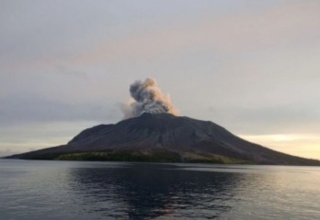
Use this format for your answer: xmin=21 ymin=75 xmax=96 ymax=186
xmin=1 ymin=0 xmax=320 ymax=159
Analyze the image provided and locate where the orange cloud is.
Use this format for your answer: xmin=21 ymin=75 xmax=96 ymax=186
xmin=239 ymin=134 xmax=320 ymax=159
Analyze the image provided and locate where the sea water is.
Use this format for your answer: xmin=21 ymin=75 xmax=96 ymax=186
xmin=0 ymin=160 xmax=320 ymax=220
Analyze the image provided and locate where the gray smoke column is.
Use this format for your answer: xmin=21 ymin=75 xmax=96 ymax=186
xmin=122 ymin=78 xmax=179 ymax=118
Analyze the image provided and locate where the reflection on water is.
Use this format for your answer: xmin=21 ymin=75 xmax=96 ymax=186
xmin=1 ymin=160 xmax=320 ymax=220
xmin=68 ymin=163 xmax=242 ymax=219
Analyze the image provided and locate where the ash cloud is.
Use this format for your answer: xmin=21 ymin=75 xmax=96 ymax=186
xmin=122 ymin=78 xmax=179 ymax=118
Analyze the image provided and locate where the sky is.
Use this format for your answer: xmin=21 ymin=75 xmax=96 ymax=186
xmin=0 ymin=0 xmax=319 ymax=159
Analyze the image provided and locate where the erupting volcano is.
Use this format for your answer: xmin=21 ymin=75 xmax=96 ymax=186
xmin=7 ymin=78 xmax=320 ymax=165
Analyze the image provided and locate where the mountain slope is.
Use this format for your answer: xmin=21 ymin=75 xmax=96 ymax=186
xmin=7 ymin=113 xmax=320 ymax=165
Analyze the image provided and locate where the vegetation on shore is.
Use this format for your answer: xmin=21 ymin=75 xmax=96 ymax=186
xmin=57 ymin=149 xmax=182 ymax=162
xmin=8 ymin=147 xmax=319 ymax=165
xmin=17 ymin=148 xmax=248 ymax=164
xmin=181 ymin=152 xmax=249 ymax=164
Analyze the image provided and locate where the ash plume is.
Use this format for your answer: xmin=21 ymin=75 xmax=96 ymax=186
xmin=122 ymin=78 xmax=179 ymax=119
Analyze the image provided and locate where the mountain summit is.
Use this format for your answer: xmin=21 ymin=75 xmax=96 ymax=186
xmin=7 ymin=113 xmax=320 ymax=165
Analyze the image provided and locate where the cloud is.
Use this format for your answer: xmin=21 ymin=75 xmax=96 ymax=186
xmin=2 ymin=1 xmax=319 ymax=71
xmin=64 ymin=1 xmax=320 ymax=65
xmin=239 ymin=133 xmax=320 ymax=160
xmin=0 ymin=120 xmax=97 ymax=153
xmin=0 ymin=1 xmax=319 ymax=158
xmin=0 ymin=94 xmax=120 ymax=127
xmin=55 ymin=64 xmax=87 ymax=78
xmin=208 ymin=103 xmax=320 ymax=135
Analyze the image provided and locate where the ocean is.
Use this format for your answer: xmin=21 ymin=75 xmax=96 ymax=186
xmin=0 ymin=160 xmax=319 ymax=220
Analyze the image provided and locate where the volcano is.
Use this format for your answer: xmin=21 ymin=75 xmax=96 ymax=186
xmin=7 ymin=113 xmax=320 ymax=165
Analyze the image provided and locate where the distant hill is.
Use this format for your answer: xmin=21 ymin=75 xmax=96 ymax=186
xmin=6 ymin=113 xmax=320 ymax=165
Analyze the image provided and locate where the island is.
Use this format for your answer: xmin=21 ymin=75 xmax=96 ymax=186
xmin=6 ymin=113 xmax=320 ymax=165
